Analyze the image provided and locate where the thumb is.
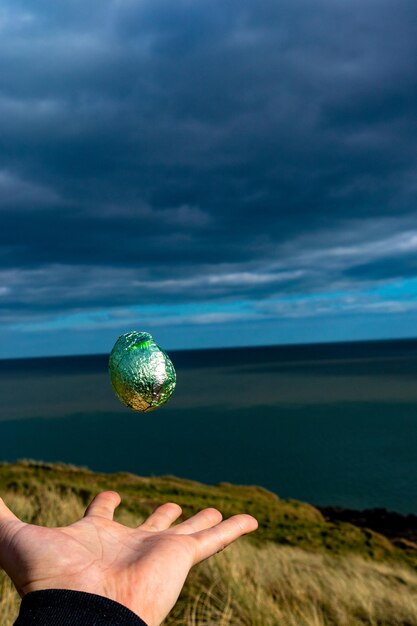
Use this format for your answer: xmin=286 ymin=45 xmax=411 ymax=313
xmin=0 ymin=497 xmax=23 ymax=574
xmin=0 ymin=497 xmax=19 ymax=526
xmin=0 ymin=497 xmax=21 ymax=544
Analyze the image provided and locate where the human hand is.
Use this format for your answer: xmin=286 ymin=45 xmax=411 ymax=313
xmin=0 ymin=492 xmax=258 ymax=626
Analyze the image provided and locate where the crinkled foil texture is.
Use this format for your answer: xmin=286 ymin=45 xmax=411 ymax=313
xmin=109 ymin=331 xmax=176 ymax=412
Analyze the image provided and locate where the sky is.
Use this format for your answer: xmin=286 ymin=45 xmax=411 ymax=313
xmin=0 ymin=0 xmax=417 ymax=358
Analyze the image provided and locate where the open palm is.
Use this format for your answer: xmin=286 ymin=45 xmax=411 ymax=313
xmin=0 ymin=491 xmax=258 ymax=626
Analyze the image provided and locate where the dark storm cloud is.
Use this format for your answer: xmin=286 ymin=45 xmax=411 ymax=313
xmin=0 ymin=0 xmax=416 ymax=320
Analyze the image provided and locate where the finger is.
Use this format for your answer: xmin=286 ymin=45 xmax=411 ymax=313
xmin=192 ymin=514 xmax=258 ymax=563
xmin=140 ymin=502 xmax=182 ymax=531
xmin=84 ymin=491 xmax=121 ymax=520
xmin=173 ymin=508 xmax=223 ymax=534
xmin=0 ymin=497 xmax=19 ymax=525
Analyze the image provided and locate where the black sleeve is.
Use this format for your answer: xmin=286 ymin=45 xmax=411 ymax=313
xmin=13 ymin=589 xmax=148 ymax=626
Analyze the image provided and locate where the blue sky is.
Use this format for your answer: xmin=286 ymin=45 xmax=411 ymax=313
xmin=0 ymin=0 xmax=416 ymax=358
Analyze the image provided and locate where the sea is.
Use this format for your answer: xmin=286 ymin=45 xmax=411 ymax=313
xmin=1 ymin=338 xmax=417 ymax=514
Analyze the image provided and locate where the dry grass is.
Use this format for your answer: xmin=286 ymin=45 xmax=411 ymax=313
xmin=167 ymin=541 xmax=417 ymax=626
xmin=1 ymin=487 xmax=417 ymax=626
xmin=0 ymin=575 xmax=17 ymax=625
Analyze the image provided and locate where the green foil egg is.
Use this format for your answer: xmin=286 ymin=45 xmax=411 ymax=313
xmin=109 ymin=331 xmax=176 ymax=412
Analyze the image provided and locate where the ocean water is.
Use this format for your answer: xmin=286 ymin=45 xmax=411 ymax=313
xmin=0 ymin=338 xmax=417 ymax=514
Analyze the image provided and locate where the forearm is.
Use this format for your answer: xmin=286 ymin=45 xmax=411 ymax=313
xmin=13 ymin=589 xmax=148 ymax=626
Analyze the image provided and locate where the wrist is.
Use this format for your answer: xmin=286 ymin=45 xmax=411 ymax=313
xmin=22 ymin=580 xmax=149 ymax=625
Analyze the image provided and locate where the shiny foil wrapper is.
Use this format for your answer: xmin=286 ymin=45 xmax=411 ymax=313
xmin=109 ymin=331 xmax=176 ymax=412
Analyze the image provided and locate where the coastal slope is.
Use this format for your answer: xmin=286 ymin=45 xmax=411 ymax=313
xmin=0 ymin=460 xmax=416 ymax=626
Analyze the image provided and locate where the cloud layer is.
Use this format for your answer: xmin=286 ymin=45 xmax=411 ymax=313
xmin=0 ymin=0 xmax=416 ymax=356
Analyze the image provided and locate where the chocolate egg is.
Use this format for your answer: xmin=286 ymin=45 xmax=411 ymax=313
xmin=109 ymin=331 xmax=176 ymax=412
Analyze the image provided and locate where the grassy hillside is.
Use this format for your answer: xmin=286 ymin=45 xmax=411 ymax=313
xmin=1 ymin=460 xmax=417 ymax=625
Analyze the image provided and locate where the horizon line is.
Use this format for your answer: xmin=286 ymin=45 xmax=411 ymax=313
xmin=1 ymin=334 xmax=417 ymax=363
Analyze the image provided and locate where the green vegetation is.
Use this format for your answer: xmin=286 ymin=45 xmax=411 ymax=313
xmin=1 ymin=460 xmax=417 ymax=625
